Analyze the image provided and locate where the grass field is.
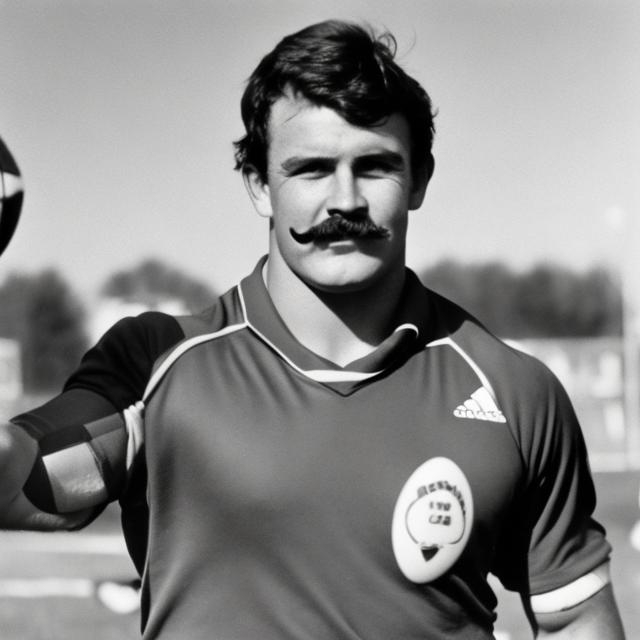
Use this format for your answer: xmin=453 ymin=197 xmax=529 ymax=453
xmin=1 ymin=471 xmax=639 ymax=639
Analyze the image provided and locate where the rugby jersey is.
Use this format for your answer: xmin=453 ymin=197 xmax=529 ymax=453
xmin=12 ymin=257 xmax=611 ymax=639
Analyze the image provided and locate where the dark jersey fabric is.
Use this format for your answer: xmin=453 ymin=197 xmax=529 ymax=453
xmin=12 ymin=258 xmax=611 ymax=639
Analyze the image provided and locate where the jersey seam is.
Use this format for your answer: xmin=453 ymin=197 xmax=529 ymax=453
xmin=426 ymin=334 xmax=528 ymax=506
xmin=426 ymin=336 xmax=498 ymax=402
xmin=141 ymin=322 xmax=249 ymax=403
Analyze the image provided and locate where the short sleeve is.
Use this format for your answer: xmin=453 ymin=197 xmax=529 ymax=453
xmin=64 ymin=311 xmax=185 ymax=409
xmin=494 ymin=364 xmax=611 ymax=595
xmin=10 ymin=312 xmax=185 ymax=510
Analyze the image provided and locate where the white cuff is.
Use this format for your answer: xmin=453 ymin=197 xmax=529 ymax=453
xmin=529 ymin=562 xmax=610 ymax=614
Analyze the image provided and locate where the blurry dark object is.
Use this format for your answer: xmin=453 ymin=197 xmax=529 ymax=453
xmin=0 ymin=137 xmax=24 ymax=258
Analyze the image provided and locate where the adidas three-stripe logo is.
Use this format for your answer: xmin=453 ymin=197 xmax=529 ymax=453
xmin=453 ymin=387 xmax=506 ymax=423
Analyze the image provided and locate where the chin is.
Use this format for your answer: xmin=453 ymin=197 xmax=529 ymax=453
xmin=309 ymin=278 xmax=375 ymax=295
xmin=276 ymin=243 xmax=405 ymax=295
xmin=299 ymin=259 xmax=393 ymax=295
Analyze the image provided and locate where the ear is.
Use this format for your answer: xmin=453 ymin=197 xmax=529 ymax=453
xmin=243 ymin=166 xmax=273 ymax=218
xmin=408 ymin=154 xmax=434 ymax=211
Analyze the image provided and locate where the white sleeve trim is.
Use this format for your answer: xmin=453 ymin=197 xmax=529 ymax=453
xmin=529 ymin=562 xmax=610 ymax=613
xmin=124 ymin=401 xmax=145 ymax=471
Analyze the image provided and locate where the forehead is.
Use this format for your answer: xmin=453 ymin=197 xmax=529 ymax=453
xmin=266 ymin=94 xmax=412 ymax=160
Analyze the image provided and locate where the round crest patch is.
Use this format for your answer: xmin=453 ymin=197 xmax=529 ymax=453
xmin=391 ymin=457 xmax=473 ymax=583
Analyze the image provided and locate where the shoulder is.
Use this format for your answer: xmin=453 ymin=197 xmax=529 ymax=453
xmin=425 ymin=288 xmax=573 ymax=436
xmin=64 ymin=295 xmax=239 ymax=408
xmin=102 ymin=310 xmax=185 ymax=348
xmin=426 ymin=287 xmax=554 ymax=386
xmin=75 ymin=310 xmax=187 ymax=376
xmin=61 ymin=312 xmax=184 ymax=409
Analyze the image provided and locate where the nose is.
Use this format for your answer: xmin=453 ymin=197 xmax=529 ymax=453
xmin=326 ymin=168 xmax=367 ymax=218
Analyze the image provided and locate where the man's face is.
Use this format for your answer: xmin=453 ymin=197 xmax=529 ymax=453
xmin=245 ymin=93 xmax=429 ymax=293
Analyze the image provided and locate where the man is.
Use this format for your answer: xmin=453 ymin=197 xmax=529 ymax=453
xmin=0 ymin=20 xmax=626 ymax=639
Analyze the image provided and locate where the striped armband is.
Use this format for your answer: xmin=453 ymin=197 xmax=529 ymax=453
xmin=17 ymin=409 xmax=134 ymax=515
xmin=529 ymin=562 xmax=611 ymax=614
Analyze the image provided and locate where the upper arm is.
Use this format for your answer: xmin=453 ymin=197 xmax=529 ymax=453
xmin=494 ymin=359 xmax=613 ymax=590
xmin=530 ymin=572 xmax=625 ymax=638
xmin=488 ymin=357 xmax=621 ymax=633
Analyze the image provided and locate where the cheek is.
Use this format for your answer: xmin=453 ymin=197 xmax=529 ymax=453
xmin=271 ymin=183 xmax=320 ymax=226
xmin=366 ymin=184 xmax=411 ymax=225
xmin=269 ymin=191 xmax=308 ymax=253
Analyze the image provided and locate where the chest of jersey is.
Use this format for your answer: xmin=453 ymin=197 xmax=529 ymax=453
xmin=140 ymin=329 xmax=522 ymax=637
xmin=149 ymin=332 xmax=519 ymax=515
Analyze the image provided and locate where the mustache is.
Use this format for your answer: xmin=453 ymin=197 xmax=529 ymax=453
xmin=289 ymin=216 xmax=390 ymax=244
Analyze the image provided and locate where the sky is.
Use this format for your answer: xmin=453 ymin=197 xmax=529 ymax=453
xmin=1 ymin=0 xmax=638 ymax=302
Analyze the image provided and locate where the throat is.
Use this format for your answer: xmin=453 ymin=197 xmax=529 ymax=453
xmin=291 ymin=309 xmax=387 ymax=367
xmin=264 ymin=264 xmax=405 ymax=367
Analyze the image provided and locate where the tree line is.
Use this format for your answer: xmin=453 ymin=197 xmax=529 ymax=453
xmin=419 ymin=260 xmax=622 ymax=339
xmin=0 ymin=259 xmax=623 ymax=392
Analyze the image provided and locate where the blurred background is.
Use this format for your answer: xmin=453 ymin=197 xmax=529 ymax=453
xmin=1 ymin=1 xmax=639 ymax=638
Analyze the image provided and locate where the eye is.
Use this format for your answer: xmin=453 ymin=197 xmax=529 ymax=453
xmin=356 ymin=157 xmax=403 ymax=177
xmin=290 ymin=160 xmax=333 ymax=178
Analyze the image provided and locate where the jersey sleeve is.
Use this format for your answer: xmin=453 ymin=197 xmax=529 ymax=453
xmin=493 ymin=359 xmax=611 ymax=596
xmin=64 ymin=311 xmax=185 ymax=408
xmin=10 ymin=312 xmax=184 ymax=515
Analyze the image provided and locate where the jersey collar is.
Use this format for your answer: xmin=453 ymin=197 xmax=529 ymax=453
xmin=237 ymin=258 xmax=433 ymax=394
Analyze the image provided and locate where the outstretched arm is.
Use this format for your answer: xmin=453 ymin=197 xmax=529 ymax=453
xmin=0 ymin=388 xmax=132 ymax=531
xmin=1 ymin=313 xmax=180 ymax=532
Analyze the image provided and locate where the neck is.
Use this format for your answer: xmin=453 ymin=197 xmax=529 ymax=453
xmin=265 ymin=262 xmax=406 ymax=367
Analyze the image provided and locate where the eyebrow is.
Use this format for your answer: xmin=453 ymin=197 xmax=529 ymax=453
xmin=356 ymin=151 xmax=406 ymax=170
xmin=279 ymin=150 xmax=407 ymax=173
xmin=279 ymin=156 xmax=332 ymax=173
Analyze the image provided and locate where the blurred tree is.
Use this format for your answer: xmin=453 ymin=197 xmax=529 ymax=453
xmin=101 ymin=259 xmax=215 ymax=313
xmin=420 ymin=261 xmax=622 ymax=338
xmin=513 ymin=265 xmax=622 ymax=338
xmin=0 ymin=269 xmax=88 ymax=391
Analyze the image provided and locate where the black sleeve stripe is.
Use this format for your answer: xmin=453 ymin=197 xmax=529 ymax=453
xmin=88 ymin=417 xmax=128 ymax=500
xmin=23 ymin=459 xmax=56 ymax=513
xmin=39 ymin=425 xmax=91 ymax=455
